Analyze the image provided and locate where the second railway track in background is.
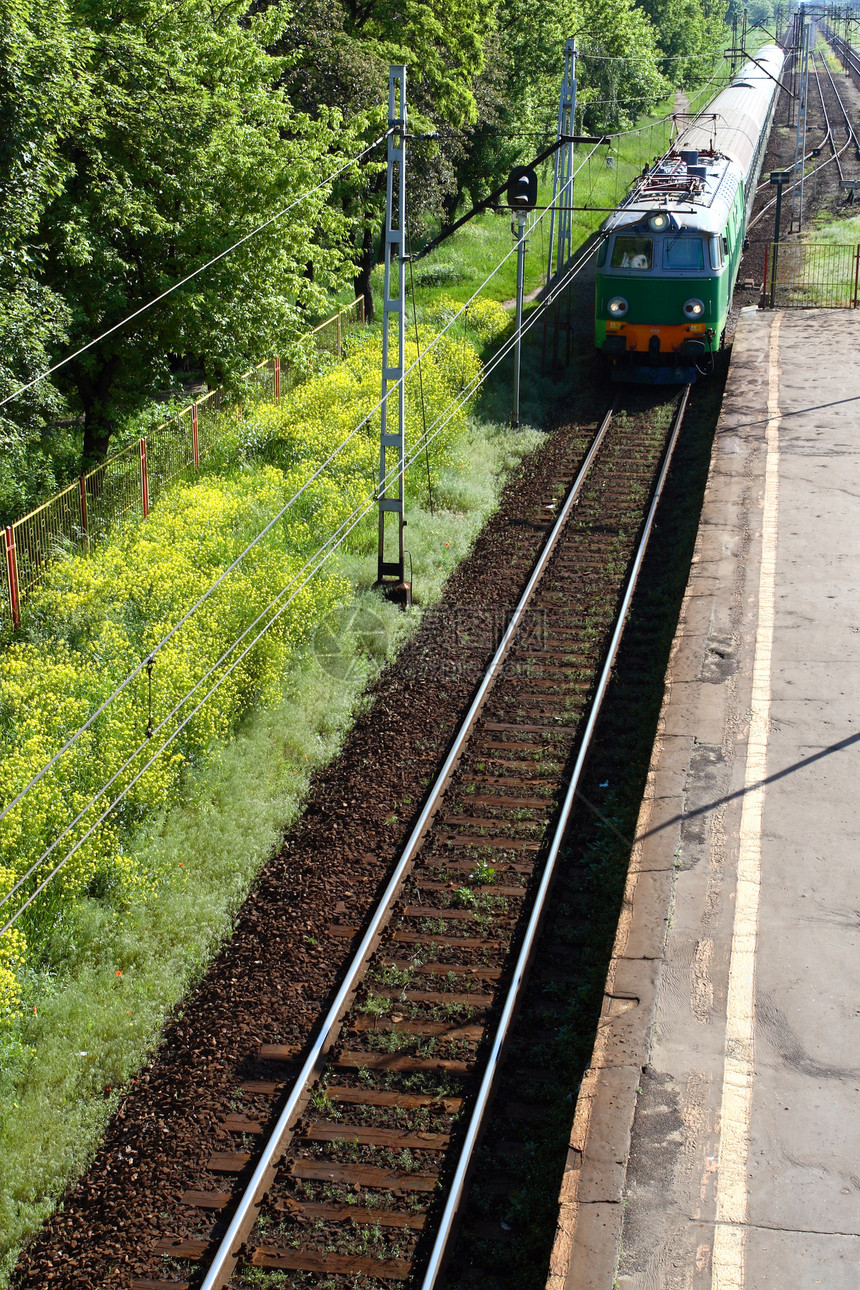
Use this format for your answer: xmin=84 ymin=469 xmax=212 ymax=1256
xmin=134 ymin=389 xmax=690 ymax=1290
xmin=749 ymin=31 xmax=860 ymax=240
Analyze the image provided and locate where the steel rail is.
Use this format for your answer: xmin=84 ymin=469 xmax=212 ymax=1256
xmin=811 ymin=55 xmax=839 ymax=180
xmin=753 ymin=102 xmax=830 ymax=197
xmin=748 ymin=54 xmax=853 ymax=233
xmin=196 ymin=399 xmax=619 ymax=1290
xmin=816 ymin=46 xmax=860 ymax=168
xmin=419 ymin=383 xmax=691 ymax=1288
xmin=828 ymin=28 xmax=860 ymax=89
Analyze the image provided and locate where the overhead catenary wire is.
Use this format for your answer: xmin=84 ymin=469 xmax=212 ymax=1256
xmin=0 ymin=219 xmax=531 ymax=827
xmin=0 ymin=148 xmax=609 ymax=830
xmin=578 ymin=48 xmax=726 ymax=62
xmin=1 ymin=76 xmax=723 ymax=825
xmin=3 ymin=45 xmax=735 ymax=424
xmin=0 ymin=129 xmax=393 ymax=412
xmin=1 ymin=342 xmax=507 ymax=933
xmin=1 ymin=81 xmax=734 ymax=919
xmin=0 ymin=224 xmax=605 ymax=935
xmin=408 ymin=254 xmax=434 ymax=514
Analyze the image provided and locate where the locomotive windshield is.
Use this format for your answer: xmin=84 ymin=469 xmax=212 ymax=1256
xmin=663 ymin=237 xmax=705 ymax=270
xmin=610 ymin=236 xmax=652 ymax=269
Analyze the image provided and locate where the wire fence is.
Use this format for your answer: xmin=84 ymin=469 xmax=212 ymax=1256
xmin=0 ymin=298 xmax=366 ymax=629
xmin=762 ymin=242 xmax=860 ymax=308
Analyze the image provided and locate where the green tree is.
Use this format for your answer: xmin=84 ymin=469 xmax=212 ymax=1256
xmin=0 ymin=0 xmax=83 ymax=519
xmin=277 ymin=0 xmax=494 ymax=315
xmin=445 ymin=0 xmax=666 ymax=227
xmin=24 ymin=0 xmax=359 ymax=463
xmin=634 ymin=0 xmax=727 ymax=86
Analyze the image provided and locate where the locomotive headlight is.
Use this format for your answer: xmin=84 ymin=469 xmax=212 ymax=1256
xmin=648 ymin=212 xmax=669 ymax=231
xmin=683 ymin=297 xmax=705 ymax=319
xmin=607 ymin=296 xmax=628 ymax=316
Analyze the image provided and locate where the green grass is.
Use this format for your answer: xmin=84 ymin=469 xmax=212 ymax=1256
xmin=808 ymin=210 xmax=860 ymax=243
xmin=0 ymin=412 xmax=542 ymax=1285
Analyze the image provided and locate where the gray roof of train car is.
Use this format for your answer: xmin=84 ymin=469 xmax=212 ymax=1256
xmin=602 ymin=45 xmax=785 ymax=238
xmin=675 ymin=44 xmax=785 ymax=174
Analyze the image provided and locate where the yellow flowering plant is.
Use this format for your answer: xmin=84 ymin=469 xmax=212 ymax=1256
xmin=0 ymin=312 xmax=491 ymax=1008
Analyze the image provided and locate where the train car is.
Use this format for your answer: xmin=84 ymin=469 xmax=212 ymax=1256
xmin=595 ymin=45 xmax=785 ymax=382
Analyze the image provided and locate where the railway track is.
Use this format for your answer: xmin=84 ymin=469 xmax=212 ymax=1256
xmin=131 ymin=388 xmax=690 ymax=1290
xmin=812 ymin=45 xmax=860 ymax=186
xmin=825 ymin=25 xmax=860 ymax=93
xmin=748 ymin=38 xmax=858 ymax=237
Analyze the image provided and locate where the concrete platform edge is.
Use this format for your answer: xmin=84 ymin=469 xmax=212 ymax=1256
xmin=544 ymin=318 xmax=762 ymax=1290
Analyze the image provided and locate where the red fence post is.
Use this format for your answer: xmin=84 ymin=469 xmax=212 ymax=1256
xmin=79 ymin=476 xmax=89 ymax=551
xmin=5 ymin=526 xmax=20 ymax=628
xmin=274 ymin=357 xmax=281 ymax=405
xmin=191 ymin=404 xmax=199 ymax=470
xmin=140 ymin=438 xmax=149 ymax=518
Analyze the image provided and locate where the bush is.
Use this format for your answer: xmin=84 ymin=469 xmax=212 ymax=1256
xmin=0 ymin=470 xmax=348 ymax=961
xmin=411 ymin=261 xmax=467 ymax=288
xmin=425 ymin=294 xmax=510 ymax=345
xmin=0 ymin=315 xmax=489 ymax=1019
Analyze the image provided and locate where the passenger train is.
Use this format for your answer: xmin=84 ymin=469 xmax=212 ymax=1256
xmin=595 ymin=44 xmax=786 ymax=382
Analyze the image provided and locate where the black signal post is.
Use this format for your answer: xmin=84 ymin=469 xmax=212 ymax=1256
xmin=507 ymin=167 xmax=537 ymax=428
xmin=769 ymin=169 xmax=790 ymax=306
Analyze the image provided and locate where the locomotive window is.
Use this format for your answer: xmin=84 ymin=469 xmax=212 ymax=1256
xmin=610 ymin=236 xmax=652 ymax=269
xmin=663 ymin=238 xmax=705 ymax=270
xmin=709 ymin=236 xmax=723 ymax=270
xmin=597 ymin=239 xmax=608 ymax=267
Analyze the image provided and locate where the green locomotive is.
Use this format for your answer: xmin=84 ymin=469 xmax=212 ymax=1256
xmin=596 ymin=45 xmax=785 ymax=382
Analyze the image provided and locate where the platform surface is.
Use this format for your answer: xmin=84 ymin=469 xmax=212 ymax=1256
xmin=546 ymin=308 xmax=860 ymax=1290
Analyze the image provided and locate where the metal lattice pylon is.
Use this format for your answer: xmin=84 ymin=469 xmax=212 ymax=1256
xmin=791 ymin=13 xmax=814 ymax=230
xmin=377 ymin=67 xmax=408 ymax=589
xmin=546 ymin=38 xmax=577 ymax=286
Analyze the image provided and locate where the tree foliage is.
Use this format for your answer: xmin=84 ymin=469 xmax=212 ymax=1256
xmin=1 ymin=0 xmax=729 ymax=488
xmin=276 ymin=0 xmax=495 ymax=312
xmin=0 ymin=0 xmax=82 ymax=515
xmin=634 ymin=0 xmax=727 ymax=86
xmin=3 ymin=0 xmax=363 ymax=465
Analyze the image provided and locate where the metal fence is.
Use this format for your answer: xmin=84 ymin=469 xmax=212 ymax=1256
xmin=1 ymin=297 xmax=366 ymax=629
xmin=311 ymin=295 xmax=366 ymax=360
xmin=762 ymin=242 xmax=860 ymax=309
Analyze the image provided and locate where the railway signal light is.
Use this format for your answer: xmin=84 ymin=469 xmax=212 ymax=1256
xmin=506 ymin=166 xmax=538 ymax=209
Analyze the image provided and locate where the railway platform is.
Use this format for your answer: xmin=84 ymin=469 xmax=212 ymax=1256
xmin=547 ymin=307 xmax=860 ymax=1290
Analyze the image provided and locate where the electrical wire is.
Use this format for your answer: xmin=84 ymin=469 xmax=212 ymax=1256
xmin=0 ymin=203 xmax=531 ymax=826
xmin=2 ymin=138 xmax=611 ymax=831
xmin=0 ymin=206 xmax=536 ymax=827
xmin=0 ymin=87 xmax=734 ymax=916
xmin=1 ymin=80 xmax=726 ymax=826
xmin=2 ymin=350 xmax=501 ymax=933
xmin=0 ymin=226 xmax=604 ymax=934
xmin=0 ymin=130 xmax=392 ymax=411
xmin=408 ymin=254 xmax=434 ymax=514
xmin=578 ymin=48 xmax=727 ymax=62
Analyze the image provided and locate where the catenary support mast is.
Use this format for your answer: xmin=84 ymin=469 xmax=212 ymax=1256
xmin=377 ymin=66 xmax=409 ymax=599
xmin=546 ymin=38 xmax=577 ymax=286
